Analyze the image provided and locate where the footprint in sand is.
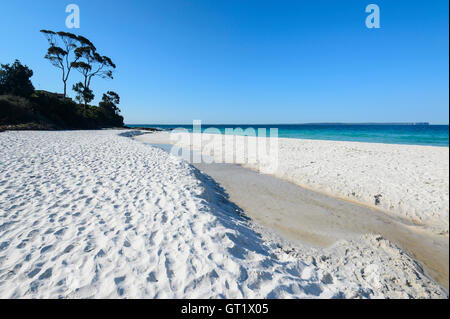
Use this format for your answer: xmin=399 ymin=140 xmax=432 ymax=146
xmin=40 ymin=245 xmax=53 ymax=254
xmin=114 ymin=276 xmax=126 ymax=296
xmin=147 ymin=271 xmax=158 ymax=282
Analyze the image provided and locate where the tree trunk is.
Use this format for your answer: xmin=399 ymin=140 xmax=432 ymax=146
xmin=83 ymin=76 xmax=88 ymax=109
xmin=62 ymin=69 xmax=66 ymax=98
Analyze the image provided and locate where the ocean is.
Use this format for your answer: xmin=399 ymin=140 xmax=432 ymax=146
xmin=126 ymin=124 xmax=449 ymax=147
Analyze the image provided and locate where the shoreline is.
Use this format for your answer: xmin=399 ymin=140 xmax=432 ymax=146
xmin=3 ymin=127 xmax=448 ymax=148
xmin=125 ymin=124 xmax=450 ymax=148
xmin=136 ymin=131 xmax=449 ymax=234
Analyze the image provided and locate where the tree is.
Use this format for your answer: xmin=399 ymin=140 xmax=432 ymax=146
xmin=0 ymin=60 xmax=35 ymax=97
xmin=40 ymin=30 xmax=80 ymax=97
xmin=101 ymin=91 xmax=120 ymax=106
xmin=72 ymin=82 xmax=84 ymax=104
xmin=71 ymin=45 xmax=116 ymax=101
xmin=72 ymin=82 xmax=94 ymax=106
xmin=70 ymin=46 xmax=95 ymax=104
xmin=99 ymin=91 xmax=121 ymax=114
xmin=99 ymin=91 xmax=123 ymax=126
xmin=40 ymin=30 xmax=117 ymax=105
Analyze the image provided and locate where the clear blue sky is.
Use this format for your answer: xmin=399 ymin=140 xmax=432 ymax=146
xmin=1 ymin=0 xmax=448 ymax=124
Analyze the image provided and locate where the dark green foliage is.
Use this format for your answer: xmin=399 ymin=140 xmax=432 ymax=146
xmin=29 ymin=91 xmax=90 ymax=128
xmin=0 ymin=95 xmax=35 ymax=124
xmin=98 ymin=91 xmax=124 ymax=127
xmin=72 ymin=82 xmax=94 ymax=105
xmin=101 ymin=91 xmax=120 ymax=105
xmin=28 ymin=91 xmax=123 ymax=129
xmin=0 ymin=60 xmax=35 ymax=97
xmin=72 ymin=82 xmax=84 ymax=104
xmin=77 ymin=35 xmax=96 ymax=49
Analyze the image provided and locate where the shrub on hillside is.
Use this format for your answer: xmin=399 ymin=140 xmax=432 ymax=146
xmin=31 ymin=92 xmax=105 ymax=129
xmin=0 ymin=95 xmax=35 ymax=125
xmin=1 ymin=58 xmax=125 ymax=130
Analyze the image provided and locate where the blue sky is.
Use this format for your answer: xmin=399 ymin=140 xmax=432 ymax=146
xmin=0 ymin=0 xmax=448 ymax=124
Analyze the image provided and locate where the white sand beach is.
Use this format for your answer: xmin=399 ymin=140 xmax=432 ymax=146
xmin=141 ymin=132 xmax=449 ymax=234
xmin=0 ymin=130 xmax=448 ymax=298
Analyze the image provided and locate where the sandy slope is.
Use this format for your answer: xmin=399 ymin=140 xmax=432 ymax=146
xmin=0 ymin=130 xmax=446 ymax=298
xmin=143 ymin=132 xmax=449 ymax=233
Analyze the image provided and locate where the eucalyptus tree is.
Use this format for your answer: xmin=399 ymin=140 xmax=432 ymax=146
xmin=40 ymin=30 xmax=117 ymax=107
xmin=73 ymin=81 xmax=94 ymax=106
xmin=71 ymin=45 xmax=116 ymax=106
xmin=40 ymin=30 xmax=81 ymax=97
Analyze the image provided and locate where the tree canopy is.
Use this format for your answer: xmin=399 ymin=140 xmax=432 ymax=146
xmin=98 ymin=91 xmax=123 ymax=127
xmin=40 ymin=30 xmax=116 ymax=107
xmin=0 ymin=60 xmax=34 ymax=97
xmin=71 ymin=44 xmax=116 ymax=106
xmin=40 ymin=30 xmax=81 ymax=97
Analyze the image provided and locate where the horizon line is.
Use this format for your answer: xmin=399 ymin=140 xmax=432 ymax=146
xmin=125 ymin=122 xmax=449 ymax=126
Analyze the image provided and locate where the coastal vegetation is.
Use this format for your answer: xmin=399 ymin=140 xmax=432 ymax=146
xmin=0 ymin=31 xmax=123 ymax=131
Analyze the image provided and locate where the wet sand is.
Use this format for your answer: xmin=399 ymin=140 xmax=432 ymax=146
xmin=194 ymin=161 xmax=449 ymax=291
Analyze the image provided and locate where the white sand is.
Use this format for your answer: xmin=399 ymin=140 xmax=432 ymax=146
xmin=0 ymin=130 xmax=447 ymax=298
xmin=141 ymin=132 xmax=449 ymax=234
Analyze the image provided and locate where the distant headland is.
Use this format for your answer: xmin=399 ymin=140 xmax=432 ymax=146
xmin=296 ymin=122 xmax=430 ymax=126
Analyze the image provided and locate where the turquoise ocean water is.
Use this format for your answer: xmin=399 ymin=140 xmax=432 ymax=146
xmin=127 ymin=124 xmax=449 ymax=147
